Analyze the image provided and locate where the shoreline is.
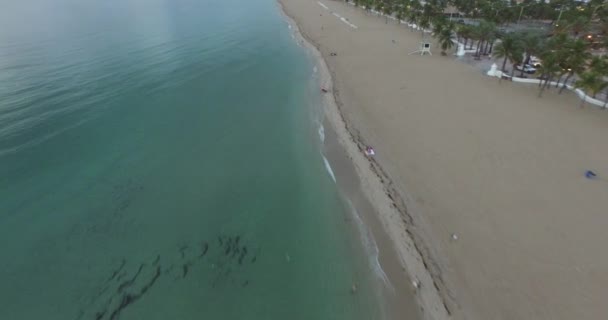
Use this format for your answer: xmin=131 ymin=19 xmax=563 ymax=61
xmin=278 ymin=1 xmax=608 ymax=320
xmin=278 ymin=2 xmax=449 ymax=320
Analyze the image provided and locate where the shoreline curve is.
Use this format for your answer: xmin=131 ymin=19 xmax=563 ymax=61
xmin=277 ymin=2 xmax=451 ymax=320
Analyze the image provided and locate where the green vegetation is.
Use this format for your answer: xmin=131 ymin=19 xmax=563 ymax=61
xmin=576 ymin=71 xmax=608 ymax=106
xmin=345 ymin=0 xmax=608 ymax=106
xmin=493 ymin=34 xmax=523 ymax=81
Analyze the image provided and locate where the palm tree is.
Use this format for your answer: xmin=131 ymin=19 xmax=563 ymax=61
xmin=419 ymin=1 xmax=445 ymax=35
xmin=417 ymin=4 xmax=434 ymax=36
xmin=437 ymin=23 xmax=456 ymax=56
xmin=516 ymin=32 xmax=545 ymax=78
xmin=486 ymin=33 xmax=497 ymax=55
xmin=473 ymin=20 xmax=497 ymax=59
xmin=473 ymin=25 xmax=484 ymax=59
xmin=467 ymin=25 xmax=477 ymax=50
xmin=381 ymin=0 xmax=394 ymax=24
xmin=588 ymin=56 xmax=608 ymax=108
xmin=432 ymin=15 xmax=448 ymax=35
xmin=471 ymin=25 xmax=482 ymax=57
xmin=457 ymin=24 xmax=473 ymax=49
xmin=372 ymin=0 xmax=382 ymax=13
xmin=511 ymin=52 xmax=524 ymax=79
xmin=493 ymin=34 xmax=523 ymax=82
xmin=569 ymin=16 xmax=590 ymax=39
xmin=405 ymin=0 xmax=421 ymax=28
xmin=575 ymin=72 xmax=608 ymax=107
xmin=542 ymin=33 xmax=568 ymax=88
xmin=396 ymin=5 xmax=405 ymax=23
xmin=519 ymin=31 xmax=544 ymax=76
xmin=362 ymin=0 xmax=374 ymax=13
xmin=537 ymin=52 xmax=561 ymax=97
xmin=589 ymin=56 xmax=608 ymax=76
xmin=598 ymin=18 xmax=608 ymax=38
xmin=558 ymin=39 xmax=591 ymax=93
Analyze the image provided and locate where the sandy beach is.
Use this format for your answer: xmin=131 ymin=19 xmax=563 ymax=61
xmin=279 ymin=1 xmax=608 ymax=320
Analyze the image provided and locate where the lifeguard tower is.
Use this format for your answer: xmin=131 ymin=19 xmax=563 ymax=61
xmin=409 ymin=42 xmax=432 ymax=56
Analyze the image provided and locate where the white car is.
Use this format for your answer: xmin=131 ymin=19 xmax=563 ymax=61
xmin=515 ymin=64 xmax=537 ymax=74
xmin=529 ymin=56 xmax=542 ymax=68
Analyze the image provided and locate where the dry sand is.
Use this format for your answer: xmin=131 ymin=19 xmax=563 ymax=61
xmin=279 ymin=1 xmax=608 ymax=320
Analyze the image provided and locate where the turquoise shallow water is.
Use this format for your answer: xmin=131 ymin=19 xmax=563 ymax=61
xmin=0 ymin=0 xmax=383 ymax=319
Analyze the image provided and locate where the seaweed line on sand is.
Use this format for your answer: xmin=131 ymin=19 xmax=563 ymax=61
xmin=277 ymin=2 xmax=454 ymax=319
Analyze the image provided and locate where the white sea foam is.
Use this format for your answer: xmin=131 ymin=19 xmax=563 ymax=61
xmin=318 ymin=124 xmax=325 ymax=143
xmin=313 ymin=66 xmax=317 ymax=73
xmin=347 ymin=200 xmax=393 ymax=291
xmin=322 ymin=155 xmax=336 ymax=183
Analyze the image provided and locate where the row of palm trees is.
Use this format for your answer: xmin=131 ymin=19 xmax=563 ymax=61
xmin=346 ymin=0 xmax=608 ymax=106
xmin=466 ymin=22 xmax=608 ymax=106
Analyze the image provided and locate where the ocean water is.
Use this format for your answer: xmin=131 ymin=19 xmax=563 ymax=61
xmin=0 ymin=0 xmax=384 ymax=319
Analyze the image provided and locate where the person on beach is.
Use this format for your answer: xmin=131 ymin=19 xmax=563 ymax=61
xmin=585 ymin=170 xmax=597 ymax=179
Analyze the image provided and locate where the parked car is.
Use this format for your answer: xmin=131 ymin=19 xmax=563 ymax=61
xmin=515 ymin=64 xmax=537 ymax=74
xmin=529 ymin=56 xmax=542 ymax=68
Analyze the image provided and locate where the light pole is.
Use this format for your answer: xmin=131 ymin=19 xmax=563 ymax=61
xmin=555 ymin=5 xmax=565 ymax=27
xmin=487 ymin=4 xmax=507 ymax=23
xmin=517 ymin=4 xmax=534 ymax=25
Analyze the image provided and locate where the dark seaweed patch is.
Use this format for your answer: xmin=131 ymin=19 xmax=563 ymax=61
xmin=117 ymin=264 xmax=144 ymax=293
xmin=200 ymin=242 xmax=209 ymax=257
xmin=106 ymin=260 xmax=126 ymax=283
xmin=80 ymin=234 xmax=260 ymax=319
xmin=108 ymin=266 xmax=161 ymax=320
